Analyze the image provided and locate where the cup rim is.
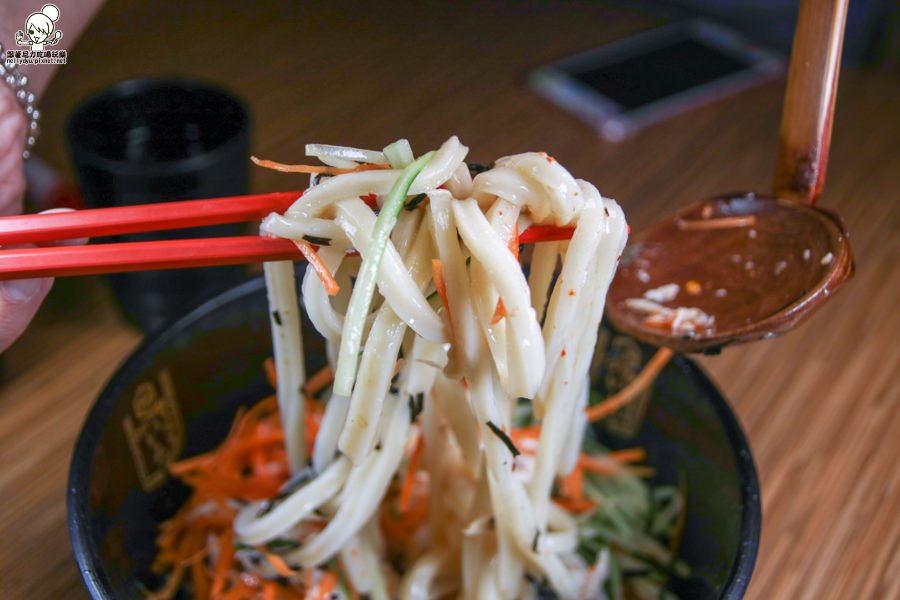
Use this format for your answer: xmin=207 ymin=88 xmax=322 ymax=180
xmin=64 ymin=76 xmax=250 ymax=178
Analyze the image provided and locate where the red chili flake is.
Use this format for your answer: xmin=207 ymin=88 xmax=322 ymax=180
xmin=627 ymin=225 xmax=631 ymax=234
xmin=561 ymin=349 xmax=567 ymax=357
xmin=360 ymin=193 xmax=378 ymax=209
xmin=568 ymin=289 xmax=576 ymax=296
xmin=498 ymin=210 xmax=503 ymax=215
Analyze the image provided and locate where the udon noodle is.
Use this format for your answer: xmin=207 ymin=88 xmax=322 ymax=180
xmin=154 ymin=137 xmax=685 ymax=600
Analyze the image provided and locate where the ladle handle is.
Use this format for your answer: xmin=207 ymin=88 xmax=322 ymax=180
xmin=773 ymin=0 xmax=848 ymax=206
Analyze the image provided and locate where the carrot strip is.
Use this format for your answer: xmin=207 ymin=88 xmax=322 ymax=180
xmin=677 ymin=215 xmax=756 ymax=230
xmin=314 ymin=570 xmax=339 ymax=600
xmin=292 ymin=240 xmax=339 ymax=295
xmin=168 ymin=455 xmax=215 ymax=477
xmin=210 ymin=529 xmax=235 ymax=598
xmin=144 ymin=563 xmax=184 ymax=600
xmin=251 ymin=444 xmax=269 ymax=476
xmin=510 ymin=425 xmax=541 ymax=441
xmin=251 ymin=156 xmax=393 ymax=175
xmin=579 ymin=452 xmax=655 ymax=477
xmin=278 ymin=584 xmax=307 ymax=600
xmin=489 ymin=298 xmax=506 ymax=325
xmin=586 ymin=347 xmax=673 ymax=423
xmin=220 ymin=582 xmax=259 ymax=600
xmin=577 ymin=454 xmax=619 ymax=475
xmin=624 ymin=465 xmax=656 ymax=478
xmin=259 ymin=549 xmax=298 ymax=578
xmin=606 ymin=447 xmax=647 ymax=464
xmin=431 ymin=259 xmax=453 ymax=332
xmin=558 ymin=463 xmax=585 ymax=501
xmin=191 ymin=562 xmax=210 ymax=600
xmin=262 ymin=581 xmax=278 ymax=600
xmin=489 ymin=223 xmax=519 ymax=325
xmin=263 ymin=357 xmax=278 ymax=387
xmin=305 ymin=407 xmax=322 ymax=456
xmin=360 ymin=193 xmax=379 ymax=209
xmin=398 ymin=436 xmax=424 ymax=512
xmin=392 ymin=359 xmax=405 ymax=378
xmin=304 ymin=364 xmax=334 ymax=397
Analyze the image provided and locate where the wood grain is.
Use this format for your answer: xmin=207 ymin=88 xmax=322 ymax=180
xmin=0 ymin=1 xmax=898 ymax=599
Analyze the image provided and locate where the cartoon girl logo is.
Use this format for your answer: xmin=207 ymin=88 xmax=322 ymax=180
xmin=15 ymin=4 xmax=63 ymax=52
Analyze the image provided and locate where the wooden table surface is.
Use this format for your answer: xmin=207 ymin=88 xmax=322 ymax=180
xmin=1 ymin=1 xmax=898 ymax=599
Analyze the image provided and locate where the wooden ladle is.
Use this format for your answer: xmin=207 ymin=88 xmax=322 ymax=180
xmin=605 ymin=0 xmax=853 ymax=353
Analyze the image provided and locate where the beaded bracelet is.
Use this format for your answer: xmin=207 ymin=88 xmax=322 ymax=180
xmin=0 ymin=42 xmax=40 ymax=160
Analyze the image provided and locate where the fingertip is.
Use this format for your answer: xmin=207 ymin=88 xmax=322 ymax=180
xmin=0 ymin=276 xmax=52 ymax=353
xmin=0 ymin=276 xmax=52 ymax=305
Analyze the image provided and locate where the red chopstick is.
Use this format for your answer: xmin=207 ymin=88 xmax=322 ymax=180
xmin=0 ymin=236 xmax=302 ymax=278
xmin=0 ymin=192 xmax=575 ymax=279
xmin=0 ymin=191 xmax=302 ymax=244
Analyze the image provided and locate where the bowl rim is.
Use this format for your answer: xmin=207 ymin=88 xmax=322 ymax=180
xmin=67 ymin=275 xmax=760 ymax=600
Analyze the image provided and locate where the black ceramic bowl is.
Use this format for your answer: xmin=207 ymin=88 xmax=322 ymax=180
xmin=67 ymin=275 xmax=760 ymax=599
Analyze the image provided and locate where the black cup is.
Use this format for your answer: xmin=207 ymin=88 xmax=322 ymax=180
xmin=65 ymin=78 xmax=251 ymax=332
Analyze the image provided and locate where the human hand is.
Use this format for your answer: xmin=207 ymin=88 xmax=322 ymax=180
xmin=0 ymin=82 xmax=52 ymax=352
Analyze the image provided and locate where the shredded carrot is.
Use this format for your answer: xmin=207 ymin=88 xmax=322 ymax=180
xmin=509 ymin=222 xmax=520 ymax=260
xmin=263 ymin=357 xmax=278 ymax=387
xmin=432 ymin=259 xmax=453 ymax=332
xmin=262 ymin=581 xmax=278 ymax=600
xmin=144 ymin=563 xmax=184 ymax=600
xmin=210 ymin=529 xmax=235 ymax=598
xmin=251 ymin=156 xmax=393 ymax=175
xmin=278 ymin=584 xmax=307 ymax=600
xmin=360 ymin=192 xmax=379 ymax=209
xmin=305 ymin=567 xmax=315 ymax=593
xmin=676 ymin=215 xmax=756 ymax=230
xmin=259 ymin=549 xmax=297 ymax=578
xmin=510 ymin=424 xmax=541 ymax=439
xmin=220 ymin=582 xmax=260 ymax=600
xmin=558 ymin=463 xmax=585 ymax=502
xmin=508 ymin=425 xmax=541 ymax=454
xmin=314 ymin=570 xmax=339 ymax=600
xmin=168 ymin=452 xmax=217 ymax=477
xmin=190 ymin=561 xmax=210 ymax=600
xmin=399 ymin=436 xmax=424 ymax=512
xmin=305 ymin=403 xmax=323 ymax=458
xmin=393 ymin=359 xmax=406 ymax=377
xmin=579 ymin=451 xmax=655 ymax=477
xmin=488 ymin=224 xmax=520 ymax=325
xmin=304 ymin=364 xmax=334 ymax=397
xmin=293 ymin=240 xmax=340 ymax=296
xmin=577 ymin=453 xmax=619 ymax=475
xmin=489 ymin=298 xmax=507 ymax=325
xmin=623 ymin=465 xmax=656 ymax=478
xmin=586 ymin=347 xmax=673 ymax=422
xmin=606 ymin=447 xmax=647 ymax=464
